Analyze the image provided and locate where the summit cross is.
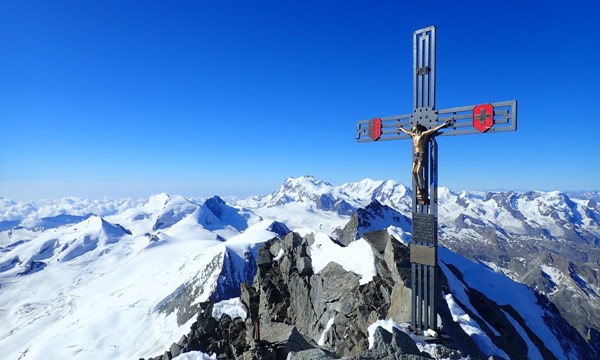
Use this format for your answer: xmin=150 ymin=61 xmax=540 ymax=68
xmin=355 ymin=26 xmax=517 ymax=333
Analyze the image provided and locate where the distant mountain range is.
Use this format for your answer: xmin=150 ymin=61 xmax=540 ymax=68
xmin=0 ymin=176 xmax=598 ymax=359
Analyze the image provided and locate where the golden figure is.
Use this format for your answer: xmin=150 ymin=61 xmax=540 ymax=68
xmin=397 ymin=120 xmax=452 ymax=202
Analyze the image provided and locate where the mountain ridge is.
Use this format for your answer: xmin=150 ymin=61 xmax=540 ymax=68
xmin=1 ymin=175 xmax=599 ymax=359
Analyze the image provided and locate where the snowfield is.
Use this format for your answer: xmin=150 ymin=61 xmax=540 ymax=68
xmin=0 ymin=195 xmax=278 ymax=359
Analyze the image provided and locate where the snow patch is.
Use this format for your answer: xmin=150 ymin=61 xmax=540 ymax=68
xmin=423 ymin=329 xmax=438 ymax=338
xmin=317 ymin=317 xmax=335 ymax=346
xmin=367 ymin=319 xmax=445 ymax=359
xmin=540 ymin=264 xmax=564 ymax=286
xmin=173 ymin=351 xmax=217 ymax=360
xmin=387 ymin=225 xmax=411 ymax=245
xmin=309 ymin=232 xmax=376 ymax=285
xmin=211 ymin=297 xmax=248 ymax=321
xmin=444 ymin=293 xmax=509 ymax=358
xmin=367 ymin=319 xmax=407 ymax=349
xmin=273 ymin=248 xmax=285 ymax=262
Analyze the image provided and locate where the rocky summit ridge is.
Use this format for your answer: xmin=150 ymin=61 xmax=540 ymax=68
xmin=240 ymin=176 xmax=600 ymax=340
xmin=146 ymin=223 xmax=597 ymax=360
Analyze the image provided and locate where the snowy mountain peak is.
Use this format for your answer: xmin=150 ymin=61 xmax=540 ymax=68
xmin=83 ymin=215 xmax=132 ymax=238
xmin=259 ymin=176 xmax=336 ymax=208
xmin=339 ymin=178 xmax=412 ymax=214
xmin=279 ymin=176 xmax=334 ymax=197
xmin=152 ymin=195 xmax=199 ymax=231
xmin=0 ymin=215 xmax=133 ymax=279
xmin=197 ymin=196 xmax=260 ymax=234
xmin=341 ymin=178 xmax=404 ymax=193
xmin=238 ymin=176 xmax=414 ymax=217
xmin=147 ymin=192 xmax=171 ymax=207
xmin=286 ymin=175 xmax=332 ymax=188
xmin=203 ymin=196 xmax=227 ymax=219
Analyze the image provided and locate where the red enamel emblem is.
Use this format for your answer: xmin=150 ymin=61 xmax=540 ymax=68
xmin=368 ymin=118 xmax=382 ymax=141
xmin=473 ymin=104 xmax=494 ymax=132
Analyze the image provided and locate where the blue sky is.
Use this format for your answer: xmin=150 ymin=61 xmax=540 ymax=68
xmin=1 ymin=1 xmax=599 ymax=200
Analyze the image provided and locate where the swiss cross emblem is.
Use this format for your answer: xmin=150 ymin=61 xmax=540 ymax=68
xmin=368 ymin=118 xmax=382 ymax=140
xmin=473 ymin=104 xmax=494 ymax=132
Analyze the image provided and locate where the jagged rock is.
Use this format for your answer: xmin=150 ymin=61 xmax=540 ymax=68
xmin=285 ymin=270 xmax=327 ymax=339
xmin=283 ymin=232 xmax=304 ymax=255
xmin=240 ymin=282 xmax=259 ymax=320
xmin=387 ymin=283 xmax=411 ymax=324
xmin=382 ymin=326 xmax=420 ymax=354
xmin=242 ymin=343 xmax=277 ymax=360
xmin=339 ymin=212 xmax=360 ymax=246
xmin=338 ymin=200 xmax=410 ymax=246
xmin=151 ymin=223 xmax=599 ymax=360
xmin=286 ymin=348 xmax=339 ymax=360
xmin=169 ymin=342 xmax=183 ymax=358
xmin=296 ymin=256 xmax=312 ymax=276
xmin=357 ymin=230 xmax=412 ymax=325
xmin=245 ymin=231 xmax=421 ymax=358
xmin=321 ymin=262 xmax=360 ymax=313
xmin=148 ymin=301 xmax=249 ymax=360
xmin=257 ymin=265 xmax=290 ymax=323
xmin=381 ymin=233 xmax=411 ymax=284
xmin=195 ymin=314 xmax=218 ymax=338
xmin=429 ymin=345 xmax=463 ymax=359
xmin=249 ymin=235 xmax=374 ymax=357
xmin=269 ymin=240 xmax=283 ymax=257
xmin=357 ymin=327 xmax=426 ymax=360
xmin=257 ymin=245 xmax=273 ymax=269
xmin=260 ymin=322 xmax=316 ymax=358
xmin=362 ymin=230 xmax=390 ymax=254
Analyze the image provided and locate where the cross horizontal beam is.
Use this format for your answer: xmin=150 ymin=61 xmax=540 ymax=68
xmin=356 ymin=100 xmax=517 ymax=143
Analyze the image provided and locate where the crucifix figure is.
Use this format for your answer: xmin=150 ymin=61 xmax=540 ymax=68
xmin=355 ymin=26 xmax=517 ymax=333
xmin=398 ymin=119 xmax=452 ymax=203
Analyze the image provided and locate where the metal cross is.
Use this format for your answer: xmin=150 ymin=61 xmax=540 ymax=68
xmin=475 ymin=108 xmax=490 ymax=125
xmin=355 ymin=26 xmax=517 ymax=333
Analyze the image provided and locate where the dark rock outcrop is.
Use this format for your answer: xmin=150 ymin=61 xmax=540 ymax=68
xmin=146 ymin=230 xmax=422 ymax=360
xmin=146 ymin=302 xmax=248 ymax=360
xmin=338 ymin=200 xmax=411 ymax=246
xmin=288 ymin=327 xmax=430 ymax=360
xmin=146 ymin=223 xmax=598 ymax=359
xmin=234 ymin=230 xmax=434 ymax=359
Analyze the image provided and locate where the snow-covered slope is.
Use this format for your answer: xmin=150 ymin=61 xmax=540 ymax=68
xmin=1 ymin=176 xmax=599 ymax=359
xmin=439 ymin=247 xmax=585 ymax=359
xmin=0 ymin=195 xmax=277 ymax=360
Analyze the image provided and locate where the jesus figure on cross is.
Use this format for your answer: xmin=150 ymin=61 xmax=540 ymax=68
xmin=397 ymin=119 xmax=452 ymax=201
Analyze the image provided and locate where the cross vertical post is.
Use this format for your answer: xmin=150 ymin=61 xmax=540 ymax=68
xmin=355 ymin=26 xmax=517 ymax=333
